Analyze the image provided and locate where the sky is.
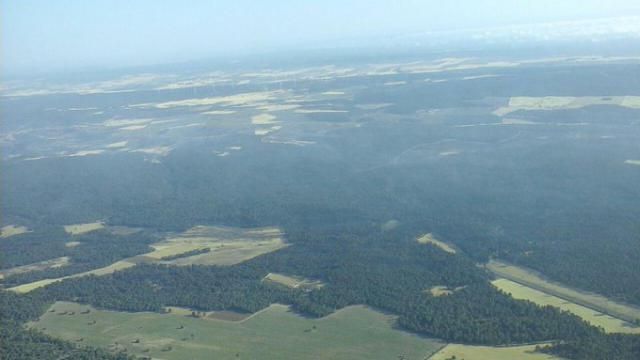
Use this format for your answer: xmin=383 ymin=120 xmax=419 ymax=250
xmin=3 ymin=0 xmax=640 ymax=74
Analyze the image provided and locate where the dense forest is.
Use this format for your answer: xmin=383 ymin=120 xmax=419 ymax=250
xmin=2 ymin=60 xmax=640 ymax=359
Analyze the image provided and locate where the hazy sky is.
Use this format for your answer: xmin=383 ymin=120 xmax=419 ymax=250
xmin=3 ymin=0 xmax=640 ymax=74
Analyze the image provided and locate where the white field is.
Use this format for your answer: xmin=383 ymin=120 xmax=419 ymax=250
xmin=106 ymin=141 xmax=128 ymax=148
xmin=494 ymin=96 xmax=640 ymax=116
xmin=67 ymin=150 xmax=105 ymax=157
xmin=142 ymin=91 xmax=280 ymax=109
xmin=64 ymin=222 xmax=105 ymax=235
xmin=416 ymin=233 xmax=456 ymax=254
xmin=1 ymin=225 xmax=30 ymax=238
xmin=492 ymin=279 xmax=640 ymax=334
xmin=251 ymin=113 xmax=279 ymax=125
xmin=130 ymin=146 xmax=172 ymax=156
xmin=624 ymin=159 xmax=640 ymax=166
xmin=263 ymin=272 xmax=324 ymax=289
xmin=201 ymin=110 xmax=237 ymax=115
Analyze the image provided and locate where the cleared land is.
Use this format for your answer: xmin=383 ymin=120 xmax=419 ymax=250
xmin=427 ymin=285 xmax=465 ymax=297
xmin=429 ymin=343 xmax=561 ymax=360
xmin=493 ymin=96 xmax=640 ymax=116
xmin=0 ymin=225 xmax=30 ymax=238
xmin=147 ymin=225 xmax=288 ymax=266
xmin=64 ymin=222 xmax=105 ymax=235
xmin=31 ymin=302 xmax=443 ymax=360
xmin=416 ymin=233 xmax=456 ymax=254
xmin=492 ymin=279 xmax=640 ymax=334
xmin=9 ymin=225 xmax=286 ymax=293
xmin=625 ymin=159 xmax=640 ymax=166
xmin=263 ymin=272 xmax=324 ymax=289
xmin=488 ymin=260 xmax=640 ymax=326
xmin=8 ymin=260 xmax=135 ymax=293
xmin=0 ymin=256 xmax=69 ymax=279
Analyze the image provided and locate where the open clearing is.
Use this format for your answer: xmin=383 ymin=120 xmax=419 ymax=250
xmin=493 ymin=96 xmax=640 ymax=116
xmin=428 ymin=343 xmax=561 ymax=360
xmin=263 ymin=272 xmax=324 ymax=289
xmin=0 ymin=224 xmax=30 ymax=238
xmin=625 ymin=159 xmax=640 ymax=166
xmin=64 ymin=222 xmax=105 ymax=235
xmin=416 ymin=233 xmax=456 ymax=254
xmin=9 ymin=225 xmax=286 ymax=293
xmin=145 ymin=225 xmax=288 ymax=266
xmin=8 ymin=260 xmax=135 ymax=293
xmin=492 ymin=279 xmax=640 ymax=334
xmin=488 ymin=260 xmax=640 ymax=326
xmin=427 ymin=285 xmax=465 ymax=297
xmin=31 ymin=302 xmax=443 ymax=360
xmin=0 ymin=256 xmax=69 ymax=279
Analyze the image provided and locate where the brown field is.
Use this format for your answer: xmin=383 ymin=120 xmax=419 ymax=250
xmin=63 ymin=222 xmax=105 ymax=235
xmin=416 ymin=233 xmax=456 ymax=254
xmin=428 ymin=343 xmax=561 ymax=360
xmin=0 ymin=256 xmax=69 ymax=279
xmin=0 ymin=224 xmax=30 ymax=238
xmin=487 ymin=260 xmax=640 ymax=326
xmin=492 ymin=279 xmax=640 ymax=334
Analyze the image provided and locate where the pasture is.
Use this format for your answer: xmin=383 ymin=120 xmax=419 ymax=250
xmin=429 ymin=343 xmax=561 ymax=360
xmin=31 ymin=302 xmax=444 ymax=360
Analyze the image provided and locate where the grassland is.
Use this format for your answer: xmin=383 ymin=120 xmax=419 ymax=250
xmin=416 ymin=233 xmax=456 ymax=254
xmin=488 ymin=260 xmax=640 ymax=328
xmin=428 ymin=343 xmax=561 ymax=360
xmin=492 ymin=279 xmax=640 ymax=334
xmin=8 ymin=260 xmax=135 ymax=293
xmin=63 ymin=222 xmax=105 ymax=235
xmin=30 ymin=302 xmax=444 ymax=360
xmin=8 ymin=225 xmax=287 ymax=293
xmin=0 ymin=224 xmax=30 ymax=238
xmin=149 ymin=225 xmax=288 ymax=266
xmin=0 ymin=256 xmax=69 ymax=280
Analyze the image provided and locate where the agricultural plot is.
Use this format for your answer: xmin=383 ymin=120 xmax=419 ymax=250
xmin=0 ymin=256 xmax=69 ymax=279
xmin=492 ymin=279 xmax=640 ymax=334
xmin=0 ymin=224 xmax=30 ymax=238
xmin=64 ymin=222 xmax=105 ymax=235
xmin=428 ymin=343 xmax=561 ymax=360
xmin=416 ymin=233 xmax=456 ymax=254
xmin=8 ymin=260 xmax=135 ymax=293
xmin=9 ymin=225 xmax=287 ymax=293
xmin=31 ymin=302 xmax=444 ymax=360
xmin=263 ymin=272 xmax=324 ymax=289
xmin=148 ymin=225 xmax=288 ymax=266
xmin=488 ymin=260 xmax=640 ymax=327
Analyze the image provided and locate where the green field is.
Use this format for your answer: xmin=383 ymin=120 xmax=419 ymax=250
xmin=30 ymin=302 xmax=444 ymax=360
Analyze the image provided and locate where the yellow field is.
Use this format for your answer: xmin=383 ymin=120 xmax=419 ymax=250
xmin=0 ymin=256 xmax=69 ymax=279
xmin=0 ymin=224 xmax=30 ymax=238
xmin=63 ymin=222 xmax=105 ymax=235
xmin=148 ymin=226 xmax=288 ymax=266
xmin=429 ymin=343 xmax=560 ymax=360
xmin=263 ymin=273 xmax=324 ymax=289
xmin=493 ymin=279 xmax=640 ymax=334
xmin=488 ymin=260 xmax=640 ymax=329
xmin=8 ymin=260 xmax=135 ymax=293
xmin=416 ymin=233 xmax=456 ymax=254
xmin=10 ymin=225 xmax=287 ymax=293
xmin=493 ymin=96 xmax=640 ymax=116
